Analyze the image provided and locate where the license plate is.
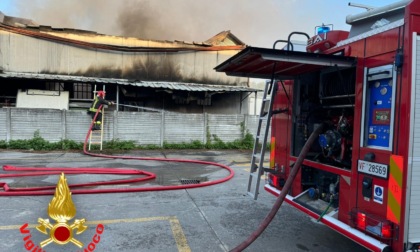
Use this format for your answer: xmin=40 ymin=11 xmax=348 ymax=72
xmin=358 ymin=160 xmax=388 ymax=179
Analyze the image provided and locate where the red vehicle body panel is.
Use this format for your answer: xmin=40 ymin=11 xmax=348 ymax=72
xmin=215 ymin=1 xmax=420 ymax=251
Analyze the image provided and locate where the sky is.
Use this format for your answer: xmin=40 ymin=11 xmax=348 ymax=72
xmin=0 ymin=0 xmax=401 ymax=48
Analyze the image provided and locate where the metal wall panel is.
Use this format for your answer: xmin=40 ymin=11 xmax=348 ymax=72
xmin=0 ymin=31 xmax=245 ymax=84
xmin=7 ymin=31 xmax=40 ymax=73
xmin=0 ymin=30 xmax=10 ymax=71
xmin=164 ymin=112 xmax=204 ymax=143
xmin=408 ymin=36 xmax=420 ymax=242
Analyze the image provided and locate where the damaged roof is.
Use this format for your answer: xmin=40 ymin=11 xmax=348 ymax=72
xmin=0 ymin=72 xmax=259 ymax=92
xmin=0 ymin=11 xmax=38 ymax=27
xmin=0 ymin=12 xmax=245 ymax=50
xmin=204 ymin=30 xmax=245 ymax=46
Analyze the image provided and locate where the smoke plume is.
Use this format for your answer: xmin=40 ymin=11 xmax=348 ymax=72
xmin=9 ymin=0 xmax=353 ymax=47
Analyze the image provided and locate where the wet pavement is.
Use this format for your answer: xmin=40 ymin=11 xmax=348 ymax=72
xmin=0 ymin=150 xmax=369 ymax=252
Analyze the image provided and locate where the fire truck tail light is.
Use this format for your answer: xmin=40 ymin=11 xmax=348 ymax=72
xmin=350 ymin=209 xmax=395 ymax=240
xmin=381 ymin=223 xmax=392 ymax=239
xmin=356 ymin=212 xmax=366 ymax=230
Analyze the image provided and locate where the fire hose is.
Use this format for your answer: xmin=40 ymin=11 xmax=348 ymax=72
xmin=0 ymin=106 xmax=234 ymax=196
xmin=230 ymin=123 xmax=325 ymax=252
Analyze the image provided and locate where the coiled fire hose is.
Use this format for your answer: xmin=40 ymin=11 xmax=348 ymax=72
xmin=0 ymin=106 xmax=234 ymax=196
xmin=230 ymin=123 xmax=325 ymax=252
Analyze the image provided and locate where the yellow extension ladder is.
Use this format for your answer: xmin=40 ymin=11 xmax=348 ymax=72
xmin=88 ymin=107 xmax=105 ymax=151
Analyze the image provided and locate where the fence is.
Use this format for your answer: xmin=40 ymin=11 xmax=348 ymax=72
xmin=0 ymin=108 xmax=270 ymax=146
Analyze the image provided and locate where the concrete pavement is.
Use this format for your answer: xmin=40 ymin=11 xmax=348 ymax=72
xmin=0 ymin=150 xmax=369 ymax=252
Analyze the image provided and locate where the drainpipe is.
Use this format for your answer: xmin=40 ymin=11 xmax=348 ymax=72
xmin=254 ymin=91 xmax=257 ymax=115
xmin=116 ymin=86 xmax=119 ymax=112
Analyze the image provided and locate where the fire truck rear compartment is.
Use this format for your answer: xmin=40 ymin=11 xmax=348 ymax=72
xmin=291 ymin=67 xmax=356 ymax=208
xmin=293 ymin=182 xmax=339 ymax=218
xmin=292 ymin=68 xmax=355 ymax=167
xmin=298 ymin=167 xmax=339 ymax=212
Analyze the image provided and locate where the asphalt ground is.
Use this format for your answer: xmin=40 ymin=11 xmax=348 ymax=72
xmin=0 ymin=150 xmax=369 ymax=252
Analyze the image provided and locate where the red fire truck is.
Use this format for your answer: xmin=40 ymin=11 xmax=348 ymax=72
xmin=216 ymin=1 xmax=420 ymax=251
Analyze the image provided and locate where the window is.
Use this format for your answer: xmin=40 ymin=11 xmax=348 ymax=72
xmin=46 ymin=82 xmax=64 ymax=91
xmin=73 ymin=83 xmax=92 ymax=99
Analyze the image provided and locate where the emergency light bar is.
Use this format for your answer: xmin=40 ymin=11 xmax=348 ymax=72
xmin=315 ymin=24 xmax=333 ymax=34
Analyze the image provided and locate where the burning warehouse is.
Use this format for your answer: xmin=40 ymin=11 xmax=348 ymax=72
xmin=0 ymin=11 xmax=258 ymax=114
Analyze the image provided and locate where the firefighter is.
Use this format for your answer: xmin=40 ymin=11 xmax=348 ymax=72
xmin=89 ymin=90 xmax=114 ymax=130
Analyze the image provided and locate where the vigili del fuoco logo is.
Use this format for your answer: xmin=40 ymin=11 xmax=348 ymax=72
xmin=20 ymin=173 xmax=104 ymax=252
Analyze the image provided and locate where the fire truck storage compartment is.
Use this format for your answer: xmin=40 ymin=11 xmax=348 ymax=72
xmin=291 ymin=65 xmax=356 ymax=209
xmin=292 ymin=67 xmax=356 ymax=168
xmin=295 ymin=166 xmax=339 ymax=214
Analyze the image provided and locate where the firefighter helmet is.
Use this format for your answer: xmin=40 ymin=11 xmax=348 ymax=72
xmin=97 ymin=90 xmax=105 ymax=98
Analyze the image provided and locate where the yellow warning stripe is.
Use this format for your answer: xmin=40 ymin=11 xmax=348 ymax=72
xmin=387 ymin=155 xmax=403 ymax=224
xmin=270 ymin=137 xmax=275 ymax=169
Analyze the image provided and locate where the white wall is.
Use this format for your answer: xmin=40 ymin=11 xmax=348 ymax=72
xmin=16 ymin=89 xmax=69 ymax=110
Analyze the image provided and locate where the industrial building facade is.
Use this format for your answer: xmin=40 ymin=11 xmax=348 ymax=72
xmin=0 ymin=12 xmax=264 ymax=144
xmin=0 ymin=12 xmax=259 ymax=114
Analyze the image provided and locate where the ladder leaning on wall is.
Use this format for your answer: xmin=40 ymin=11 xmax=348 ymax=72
xmin=88 ymin=85 xmax=105 ymax=151
xmin=88 ymin=106 xmax=105 ymax=151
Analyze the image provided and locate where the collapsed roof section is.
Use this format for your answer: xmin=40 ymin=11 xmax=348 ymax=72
xmin=0 ymin=11 xmax=38 ymax=27
xmin=0 ymin=11 xmax=245 ymax=52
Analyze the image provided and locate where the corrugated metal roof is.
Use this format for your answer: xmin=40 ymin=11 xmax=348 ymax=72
xmin=0 ymin=23 xmax=246 ymax=52
xmin=0 ymin=71 xmax=259 ymax=92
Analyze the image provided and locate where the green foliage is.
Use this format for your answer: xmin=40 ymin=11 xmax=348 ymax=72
xmin=8 ymin=139 xmax=30 ymax=150
xmin=207 ymin=134 xmax=227 ymax=149
xmin=241 ymin=131 xmax=255 ymax=149
xmin=27 ymin=130 xmax=53 ymax=150
xmin=103 ymin=139 xmax=136 ymax=150
xmin=0 ymin=129 xmax=257 ymax=151
xmin=137 ymin=144 xmax=161 ymax=150
xmin=163 ymin=140 xmax=205 ymax=149
xmin=0 ymin=140 xmax=7 ymax=148
xmin=3 ymin=131 xmax=83 ymax=151
xmin=56 ymin=139 xmax=84 ymax=150
xmin=206 ymin=124 xmax=211 ymax=146
xmin=190 ymin=140 xmax=205 ymax=149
